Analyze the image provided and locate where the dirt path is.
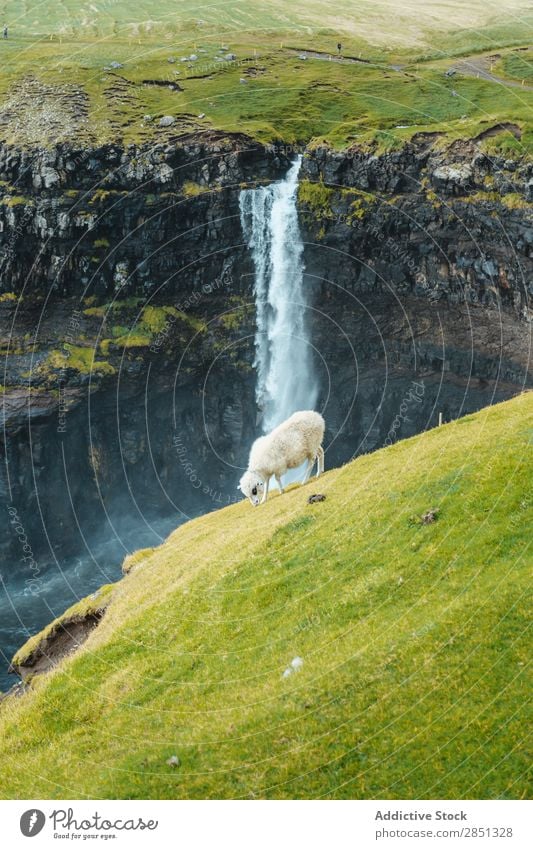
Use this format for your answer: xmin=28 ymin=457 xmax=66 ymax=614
xmin=446 ymin=55 xmax=533 ymax=92
xmin=287 ymin=48 xmax=409 ymax=75
xmin=288 ymin=48 xmax=386 ymax=67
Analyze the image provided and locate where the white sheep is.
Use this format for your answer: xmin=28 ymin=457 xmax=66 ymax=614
xmin=239 ymin=410 xmax=325 ymax=506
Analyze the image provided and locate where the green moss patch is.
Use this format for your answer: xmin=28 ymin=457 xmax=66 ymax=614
xmin=182 ymin=181 xmax=209 ymax=197
xmin=47 ymin=344 xmax=116 ymax=376
xmin=298 ymin=180 xmax=335 ymax=218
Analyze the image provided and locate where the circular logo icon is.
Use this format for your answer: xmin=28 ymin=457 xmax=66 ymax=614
xmin=20 ymin=810 xmax=46 ymax=837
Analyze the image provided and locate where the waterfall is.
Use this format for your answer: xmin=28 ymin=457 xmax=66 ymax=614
xmin=239 ymin=156 xmax=318 ymax=433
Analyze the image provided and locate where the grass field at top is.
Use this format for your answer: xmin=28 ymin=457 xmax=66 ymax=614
xmin=0 ymin=0 xmax=531 ymax=49
xmin=0 ymin=393 xmax=531 ymax=799
xmin=0 ymin=1 xmax=532 ymax=149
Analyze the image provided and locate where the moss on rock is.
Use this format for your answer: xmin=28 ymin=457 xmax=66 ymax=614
xmin=298 ymin=179 xmax=335 ymax=218
xmin=46 ymin=344 xmax=116 ymax=376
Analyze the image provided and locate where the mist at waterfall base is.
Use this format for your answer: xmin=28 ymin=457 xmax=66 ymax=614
xmin=240 ymin=156 xmax=318 ymax=484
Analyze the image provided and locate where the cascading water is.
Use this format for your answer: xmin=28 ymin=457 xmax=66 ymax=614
xmin=239 ymin=155 xmax=318 ymax=433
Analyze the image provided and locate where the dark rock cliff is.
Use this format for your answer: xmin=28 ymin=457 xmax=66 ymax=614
xmin=300 ymin=139 xmax=532 ymax=316
xmin=297 ymin=139 xmax=532 ymax=460
xmin=0 ymin=132 xmax=288 ymax=298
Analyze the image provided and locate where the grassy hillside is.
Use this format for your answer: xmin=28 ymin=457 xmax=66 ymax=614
xmin=0 ymin=0 xmax=530 ymax=46
xmin=0 ymin=393 xmax=531 ymax=799
xmin=0 ymin=1 xmax=532 ymax=149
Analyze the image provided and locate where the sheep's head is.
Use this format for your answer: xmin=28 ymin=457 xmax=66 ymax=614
xmin=238 ymin=471 xmax=265 ymax=507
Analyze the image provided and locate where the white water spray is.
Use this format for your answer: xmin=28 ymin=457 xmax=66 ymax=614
xmin=239 ymin=156 xmax=317 ymax=432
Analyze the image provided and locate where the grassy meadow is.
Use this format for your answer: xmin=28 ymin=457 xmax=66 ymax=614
xmin=0 ymin=1 xmax=532 ymax=149
xmin=0 ymin=393 xmax=531 ymax=799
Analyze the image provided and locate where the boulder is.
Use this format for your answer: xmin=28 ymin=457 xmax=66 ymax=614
xmin=431 ymin=163 xmax=473 ymax=192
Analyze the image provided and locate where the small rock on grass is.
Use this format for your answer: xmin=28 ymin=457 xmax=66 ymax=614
xmin=166 ymin=755 xmax=180 ymax=767
xmin=308 ymin=493 xmax=326 ymax=504
xmin=282 ymin=656 xmax=304 ymax=678
xmin=421 ymin=508 xmax=438 ymax=524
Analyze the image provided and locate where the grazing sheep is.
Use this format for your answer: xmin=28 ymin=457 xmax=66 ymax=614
xmin=239 ymin=410 xmax=325 ymax=506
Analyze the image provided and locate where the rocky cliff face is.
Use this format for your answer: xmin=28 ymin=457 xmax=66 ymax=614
xmin=297 ymin=138 xmax=532 ymax=458
xmin=0 ymin=133 xmax=531 ymax=569
xmin=0 ymin=132 xmax=289 ymax=298
xmin=300 ymin=137 xmax=532 ymax=315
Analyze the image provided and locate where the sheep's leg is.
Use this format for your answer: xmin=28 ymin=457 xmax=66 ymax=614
xmin=260 ymin=477 xmax=270 ymax=504
xmin=275 ymin=475 xmax=284 ymax=493
xmin=302 ymin=456 xmax=315 ymax=484
xmin=316 ymin=446 xmax=325 ymax=477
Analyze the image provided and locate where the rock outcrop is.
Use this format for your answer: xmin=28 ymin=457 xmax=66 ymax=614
xmin=8 ymin=583 xmax=114 ymax=681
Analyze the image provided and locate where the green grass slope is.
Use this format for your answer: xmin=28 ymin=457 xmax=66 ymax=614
xmin=0 ymin=394 xmax=531 ymax=799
